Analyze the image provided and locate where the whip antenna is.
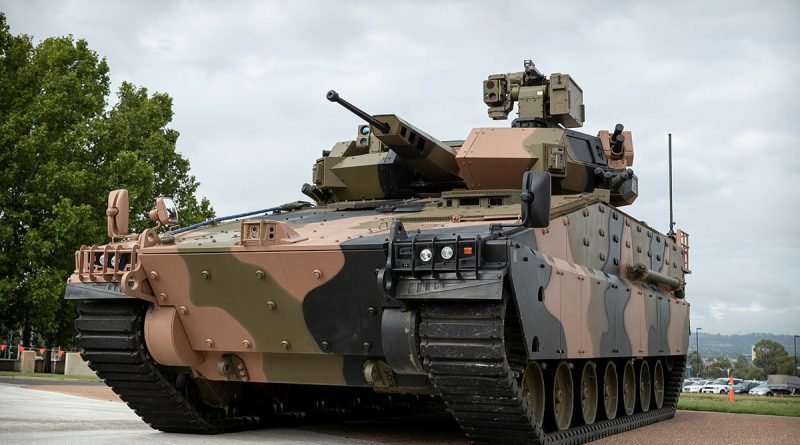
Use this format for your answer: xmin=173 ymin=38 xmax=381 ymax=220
xmin=668 ymin=133 xmax=675 ymax=236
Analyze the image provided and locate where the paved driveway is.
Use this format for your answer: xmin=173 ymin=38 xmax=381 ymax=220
xmin=0 ymin=382 xmax=377 ymax=445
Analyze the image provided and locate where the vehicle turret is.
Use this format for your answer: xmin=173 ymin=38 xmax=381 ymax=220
xmin=302 ymin=91 xmax=463 ymax=204
xmin=306 ymin=60 xmax=640 ymax=207
xmin=461 ymin=60 xmax=638 ymax=206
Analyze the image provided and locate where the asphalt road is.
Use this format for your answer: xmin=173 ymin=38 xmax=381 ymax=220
xmin=0 ymin=382 xmax=376 ymax=445
xmin=1 ymin=378 xmax=799 ymax=445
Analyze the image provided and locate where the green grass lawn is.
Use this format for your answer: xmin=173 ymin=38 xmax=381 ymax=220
xmin=678 ymin=392 xmax=800 ymax=417
xmin=0 ymin=370 xmax=100 ymax=381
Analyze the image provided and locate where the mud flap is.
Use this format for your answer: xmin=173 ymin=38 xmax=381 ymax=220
xmin=380 ymin=308 xmax=425 ymax=375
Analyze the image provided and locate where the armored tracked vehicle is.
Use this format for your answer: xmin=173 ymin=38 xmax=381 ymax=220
xmin=66 ymin=60 xmax=691 ymax=444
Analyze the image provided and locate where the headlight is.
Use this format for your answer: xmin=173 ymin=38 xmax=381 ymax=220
xmin=440 ymin=246 xmax=454 ymax=260
xmin=98 ymin=253 xmax=115 ymax=268
xmin=419 ymin=248 xmax=432 ymax=262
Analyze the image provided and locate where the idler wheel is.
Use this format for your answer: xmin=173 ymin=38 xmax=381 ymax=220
xmin=638 ymin=360 xmax=652 ymax=412
xmin=522 ymin=361 xmax=546 ymax=427
xmin=601 ymin=360 xmax=619 ymax=420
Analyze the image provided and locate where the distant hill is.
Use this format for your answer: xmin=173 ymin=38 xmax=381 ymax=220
xmin=687 ymin=332 xmax=799 ymax=359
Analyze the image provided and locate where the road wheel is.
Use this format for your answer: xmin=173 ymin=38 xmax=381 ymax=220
xmin=653 ymin=360 xmax=665 ymax=409
xmin=522 ymin=361 xmax=546 ymax=428
xmin=638 ymin=360 xmax=651 ymax=412
xmin=577 ymin=361 xmax=598 ymax=425
xmin=620 ymin=360 xmax=636 ymax=416
xmin=601 ymin=360 xmax=618 ymax=420
xmin=551 ymin=361 xmax=574 ymax=431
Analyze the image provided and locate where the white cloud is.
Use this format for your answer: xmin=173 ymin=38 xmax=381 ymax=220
xmin=710 ymin=303 xmax=764 ymax=320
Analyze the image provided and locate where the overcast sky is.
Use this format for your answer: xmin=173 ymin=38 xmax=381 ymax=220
xmin=3 ymin=0 xmax=799 ymax=335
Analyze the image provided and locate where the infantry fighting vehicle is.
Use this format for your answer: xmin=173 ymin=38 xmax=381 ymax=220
xmin=66 ymin=60 xmax=691 ymax=444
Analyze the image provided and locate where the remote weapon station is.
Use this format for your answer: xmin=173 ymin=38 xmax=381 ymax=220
xmin=67 ymin=60 xmax=690 ymax=444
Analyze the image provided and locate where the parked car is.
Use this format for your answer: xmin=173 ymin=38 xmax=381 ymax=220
xmin=682 ymin=378 xmax=701 ymax=388
xmin=701 ymin=378 xmax=742 ymax=394
xmin=733 ymin=380 xmax=759 ymax=394
xmin=684 ymin=379 xmax=714 ymax=393
xmin=749 ymin=383 xmax=773 ymax=396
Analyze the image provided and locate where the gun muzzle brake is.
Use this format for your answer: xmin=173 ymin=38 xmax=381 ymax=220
xmin=326 ymin=90 xmax=390 ymax=133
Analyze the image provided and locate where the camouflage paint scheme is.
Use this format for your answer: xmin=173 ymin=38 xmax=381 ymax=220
xmin=69 ymin=191 xmax=689 ymax=389
xmin=66 ymin=62 xmax=689 ymax=412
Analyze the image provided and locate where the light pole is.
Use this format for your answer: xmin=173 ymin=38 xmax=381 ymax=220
xmin=696 ymin=327 xmax=702 ymax=377
xmin=794 ymin=335 xmax=799 ymax=377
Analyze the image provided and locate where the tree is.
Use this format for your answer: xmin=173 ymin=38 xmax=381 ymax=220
xmin=746 ymin=367 xmax=767 ymax=381
xmin=752 ymin=339 xmax=793 ymax=376
xmin=687 ymin=350 xmax=702 ymax=377
xmin=731 ymin=355 xmax=765 ymax=380
xmin=775 ymin=355 xmax=796 ymax=376
xmin=732 ymin=355 xmax=750 ymax=378
xmin=0 ymin=13 xmax=214 ymax=352
xmin=704 ymin=357 xmax=732 ymax=378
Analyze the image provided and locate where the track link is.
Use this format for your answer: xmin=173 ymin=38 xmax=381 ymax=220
xmin=75 ymin=299 xmax=263 ymax=433
xmin=419 ymin=301 xmax=686 ymax=445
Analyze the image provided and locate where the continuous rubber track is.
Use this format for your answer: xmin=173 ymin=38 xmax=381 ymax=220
xmin=419 ymin=301 xmax=686 ymax=445
xmin=75 ymin=299 xmax=263 ymax=433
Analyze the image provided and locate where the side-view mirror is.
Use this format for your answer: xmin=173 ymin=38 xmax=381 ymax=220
xmin=106 ymin=189 xmax=130 ymax=238
xmin=520 ymin=171 xmax=551 ymax=228
xmin=149 ymin=197 xmax=180 ymax=227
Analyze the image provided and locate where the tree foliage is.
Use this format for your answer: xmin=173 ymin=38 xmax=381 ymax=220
xmin=752 ymin=339 xmax=795 ymax=376
xmin=704 ymin=356 xmax=732 ymax=379
xmin=732 ymin=355 xmax=766 ymax=380
xmin=687 ymin=350 xmax=702 ymax=377
xmin=0 ymin=14 xmax=214 ymax=349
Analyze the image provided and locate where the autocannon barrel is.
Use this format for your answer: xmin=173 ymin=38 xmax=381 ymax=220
xmin=326 ymin=90 xmax=390 ymax=133
xmin=326 ymin=90 xmax=461 ymax=184
xmin=628 ymin=262 xmax=683 ymax=291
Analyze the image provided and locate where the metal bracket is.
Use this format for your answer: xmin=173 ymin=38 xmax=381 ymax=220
xmin=363 ymin=360 xmax=397 ymax=388
xmin=217 ymin=355 xmax=250 ymax=382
